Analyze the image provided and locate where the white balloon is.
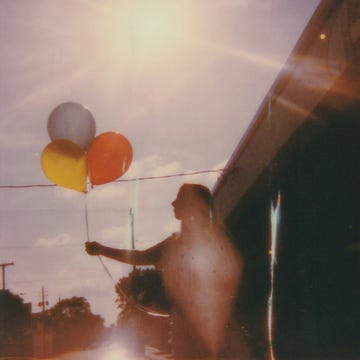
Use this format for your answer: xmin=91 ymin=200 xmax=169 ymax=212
xmin=47 ymin=102 xmax=96 ymax=150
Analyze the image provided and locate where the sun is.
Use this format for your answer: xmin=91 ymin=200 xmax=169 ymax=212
xmin=91 ymin=0 xmax=209 ymax=115
xmin=129 ymin=2 xmax=181 ymax=50
xmin=96 ymin=0 xmax=199 ymax=70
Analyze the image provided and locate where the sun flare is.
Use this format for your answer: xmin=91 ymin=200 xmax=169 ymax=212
xmin=96 ymin=0 xmax=201 ymax=70
xmin=129 ymin=2 xmax=182 ymax=49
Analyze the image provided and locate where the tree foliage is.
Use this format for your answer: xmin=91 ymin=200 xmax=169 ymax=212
xmin=115 ymin=268 xmax=171 ymax=352
xmin=48 ymin=296 xmax=104 ymax=353
xmin=116 ymin=267 xmax=170 ymax=318
xmin=0 ymin=290 xmax=32 ymax=356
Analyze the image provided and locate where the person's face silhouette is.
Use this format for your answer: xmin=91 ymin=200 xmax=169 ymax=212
xmin=171 ymin=190 xmax=188 ymax=220
xmin=172 ymin=187 xmax=206 ymax=221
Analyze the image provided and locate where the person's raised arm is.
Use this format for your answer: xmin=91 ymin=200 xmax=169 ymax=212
xmin=85 ymin=241 xmax=163 ymax=266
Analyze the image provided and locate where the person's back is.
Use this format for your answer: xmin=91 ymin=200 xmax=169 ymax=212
xmin=158 ymin=223 xmax=243 ymax=358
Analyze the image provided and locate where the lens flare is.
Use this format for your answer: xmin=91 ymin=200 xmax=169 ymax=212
xmin=268 ymin=191 xmax=281 ymax=360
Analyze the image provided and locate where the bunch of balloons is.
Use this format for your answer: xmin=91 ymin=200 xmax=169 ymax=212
xmin=41 ymin=102 xmax=133 ymax=192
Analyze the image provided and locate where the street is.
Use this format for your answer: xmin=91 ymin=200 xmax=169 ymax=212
xmin=43 ymin=345 xmax=144 ymax=360
xmin=40 ymin=344 xmax=174 ymax=360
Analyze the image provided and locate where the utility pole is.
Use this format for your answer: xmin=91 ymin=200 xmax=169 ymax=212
xmin=129 ymin=208 xmax=136 ymax=271
xmin=38 ymin=287 xmax=49 ymax=312
xmin=0 ymin=262 xmax=14 ymax=290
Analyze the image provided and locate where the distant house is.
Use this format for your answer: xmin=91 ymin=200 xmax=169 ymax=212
xmin=213 ymin=0 xmax=359 ymax=359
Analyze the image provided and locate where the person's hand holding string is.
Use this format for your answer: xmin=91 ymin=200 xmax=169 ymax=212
xmin=85 ymin=241 xmax=103 ymax=256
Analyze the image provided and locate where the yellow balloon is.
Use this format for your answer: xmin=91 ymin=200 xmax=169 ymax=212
xmin=41 ymin=139 xmax=87 ymax=192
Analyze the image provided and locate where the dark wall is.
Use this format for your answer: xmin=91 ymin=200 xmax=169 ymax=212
xmin=225 ymin=170 xmax=272 ymax=358
xmin=225 ymin=103 xmax=360 ymax=359
xmin=273 ymin=105 xmax=360 ymax=359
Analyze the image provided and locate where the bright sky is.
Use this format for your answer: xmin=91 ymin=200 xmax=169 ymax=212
xmin=0 ymin=0 xmax=320 ymax=325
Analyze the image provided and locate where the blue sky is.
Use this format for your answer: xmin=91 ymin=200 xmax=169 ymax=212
xmin=0 ymin=0 xmax=320 ymax=325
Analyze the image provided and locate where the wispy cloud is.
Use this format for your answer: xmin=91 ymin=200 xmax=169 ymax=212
xmin=177 ymin=160 xmax=226 ymax=190
xmin=100 ymin=225 xmax=128 ymax=243
xmin=35 ymin=233 xmax=73 ymax=247
xmin=152 ymin=161 xmax=182 ymax=177
xmin=127 ymin=155 xmax=184 ymax=178
xmin=87 ymin=184 xmax=126 ymax=201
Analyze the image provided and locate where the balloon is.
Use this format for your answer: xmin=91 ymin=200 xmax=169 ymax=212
xmin=47 ymin=102 xmax=96 ymax=150
xmin=87 ymin=132 xmax=133 ymax=185
xmin=41 ymin=139 xmax=87 ymax=192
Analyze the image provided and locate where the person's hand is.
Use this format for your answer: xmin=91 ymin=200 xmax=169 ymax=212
xmin=85 ymin=241 xmax=103 ymax=256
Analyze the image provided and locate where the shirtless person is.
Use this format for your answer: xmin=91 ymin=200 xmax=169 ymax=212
xmin=86 ymin=183 xmax=243 ymax=358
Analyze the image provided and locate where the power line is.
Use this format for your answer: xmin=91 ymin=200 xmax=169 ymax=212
xmin=0 ymin=169 xmax=223 ymax=190
xmin=114 ymin=169 xmax=223 ymax=182
xmin=0 ymin=244 xmax=81 ymax=249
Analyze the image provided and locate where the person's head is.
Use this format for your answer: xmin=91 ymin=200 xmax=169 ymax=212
xmin=172 ymin=183 xmax=215 ymax=224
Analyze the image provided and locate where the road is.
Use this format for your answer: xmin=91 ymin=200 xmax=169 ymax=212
xmin=0 ymin=344 xmax=142 ymax=360
xmin=39 ymin=344 xmax=174 ymax=360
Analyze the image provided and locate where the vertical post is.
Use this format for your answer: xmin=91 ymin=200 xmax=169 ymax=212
xmin=0 ymin=262 xmax=14 ymax=290
xmin=41 ymin=287 xmax=46 ymax=313
xmin=129 ymin=208 xmax=135 ymax=271
xmin=38 ymin=287 xmax=48 ymax=312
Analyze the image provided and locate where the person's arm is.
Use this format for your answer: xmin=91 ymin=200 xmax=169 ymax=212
xmin=85 ymin=241 xmax=163 ymax=266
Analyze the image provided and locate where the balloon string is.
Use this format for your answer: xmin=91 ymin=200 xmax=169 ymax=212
xmin=97 ymin=255 xmax=117 ymax=285
xmin=83 ymin=193 xmax=169 ymax=318
xmin=83 ymin=194 xmax=114 ymax=280
xmin=84 ymin=194 xmax=116 ymax=286
xmin=83 ymin=194 xmax=115 ymax=284
xmin=97 ymin=250 xmax=170 ymax=318
xmin=84 ymin=193 xmax=90 ymax=243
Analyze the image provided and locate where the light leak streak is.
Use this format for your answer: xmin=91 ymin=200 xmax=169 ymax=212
xmin=126 ymin=180 xmax=140 ymax=249
xmin=268 ymin=190 xmax=281 ymax=360
xmin=195 ymin=39 xmax=284 ymax=70
xmin=276 ymin=96 xmax=317 ymax=121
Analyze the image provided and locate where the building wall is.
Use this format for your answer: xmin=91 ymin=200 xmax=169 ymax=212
xmin=221 ymin=101 xmax=360 ymax=359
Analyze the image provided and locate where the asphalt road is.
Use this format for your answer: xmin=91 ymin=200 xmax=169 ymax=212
xmin=42 ymin=344 xmax=146 ymax=360
xmin=0 ymin=344 xmax=174 ymax=360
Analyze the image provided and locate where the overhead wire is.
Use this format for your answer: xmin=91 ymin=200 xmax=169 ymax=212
xmin=0 ymin=169 xmax=224 ymax=190
xmin=2 ymin=168 xmax=223 ymax=318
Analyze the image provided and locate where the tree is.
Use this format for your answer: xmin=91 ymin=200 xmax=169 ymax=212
xmin=115 ymin=268 xmax=171 ymax=352
xmin=49 ymin=296 xmax=104 ymax=353
xmin=0 ymin=289 xmax=32 ymax=356
xmin=116 ymin=268 xmax=170 ymax=317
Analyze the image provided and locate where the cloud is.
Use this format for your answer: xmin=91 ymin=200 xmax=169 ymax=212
xmin=152 ymin=161 xmax=182 ymax=177
xmin=35 ymin=233 xmax=73 ymax=247
xmin=100 ymin=225 xmax=128 ymax=243
xmin=127 ymin=155 xmax=183 ymax=178
xmin=175 ymin=160 xmax=226 ymax=190
xmin=87 ymin=184 xmax=126 ymax=201
xmin=52 ymin=183 xmax=127 ymax=202
xmin=126 ymin=154 xmax=223 ymax=186
xmin=126 ymin=155 xmax=161 ymax=177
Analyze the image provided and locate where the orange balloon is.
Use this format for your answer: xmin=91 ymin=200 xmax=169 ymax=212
xmin=87 ymin=132 xmax=133 ymax=185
